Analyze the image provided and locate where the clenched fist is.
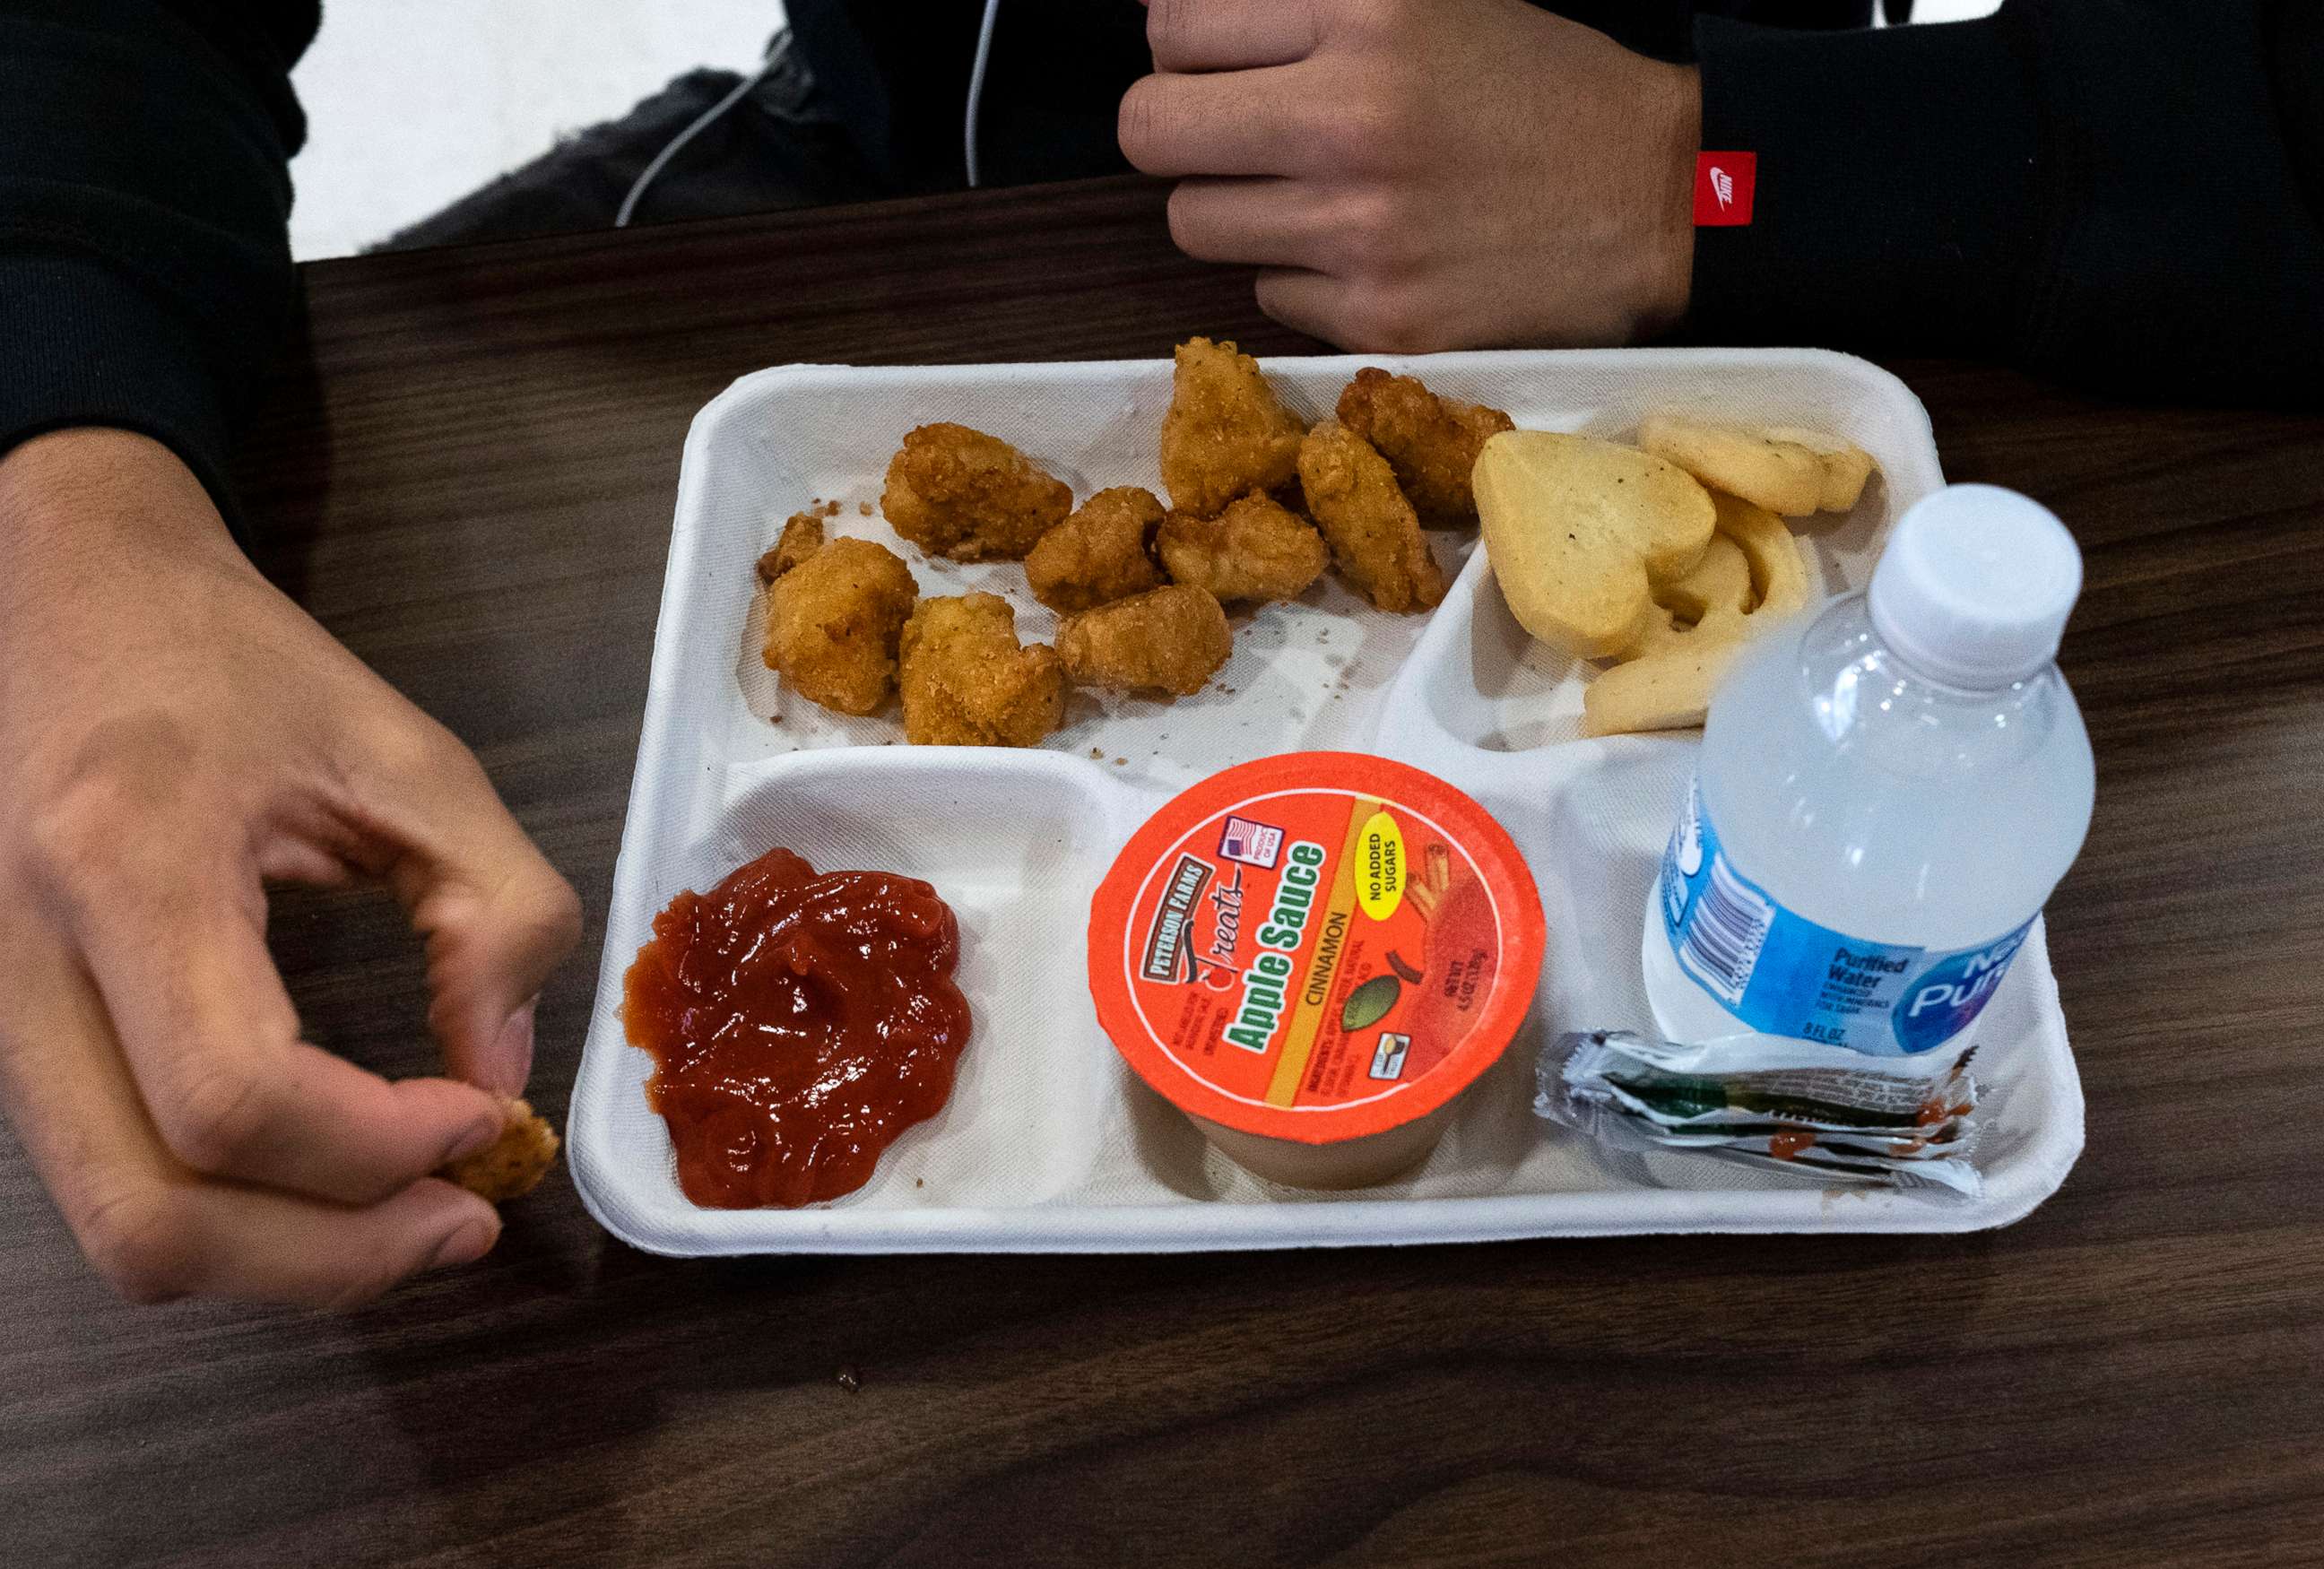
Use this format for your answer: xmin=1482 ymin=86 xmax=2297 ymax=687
xmin=1121 ymin=0 xmax=1700 ymax=351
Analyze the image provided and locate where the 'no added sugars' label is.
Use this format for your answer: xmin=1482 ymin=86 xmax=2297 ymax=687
xmin=1089 ymin=753 xmax=1546 ymax=1147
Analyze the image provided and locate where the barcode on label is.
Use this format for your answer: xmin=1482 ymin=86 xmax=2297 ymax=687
xmin=1680 ymin=855 xmax=1773 ymax=1005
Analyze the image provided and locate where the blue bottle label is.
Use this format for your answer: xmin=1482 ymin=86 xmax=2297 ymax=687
xmin=1659 ymin=780 xmax=2032 ymax=1056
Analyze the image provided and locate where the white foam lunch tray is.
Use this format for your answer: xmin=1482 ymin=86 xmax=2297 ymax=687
xmin=568 ymin=349 xmax=2084 ymax=1254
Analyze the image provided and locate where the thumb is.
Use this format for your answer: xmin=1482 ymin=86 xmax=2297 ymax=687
xmin=376 ymin=737 xmax=583 ymax=1097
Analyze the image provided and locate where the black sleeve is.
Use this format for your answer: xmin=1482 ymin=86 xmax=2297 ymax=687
xmin=787 ymin=0 xmax=1149 ymax=190
xmin=1687 ymin=0 xmax=2324 ymax=403
xmin=0 ymin=0 xmax=317 ymax=532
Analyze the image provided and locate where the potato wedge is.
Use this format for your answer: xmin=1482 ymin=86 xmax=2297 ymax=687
xmin=1583 ymin=610 xmax=1753 ymax=737
xmin=1614 ymin=533 xmax=1756 ymax=658
xmin=1761 ymin=425 xmax=1877 ymax=513
xmin=1657 ymin=531 xmax=1754 ymax=622
xmin=1713 ymin=490 xmax=1814 ymax=620
xmin=1637 ymin=413 xmax=1824 ymax=517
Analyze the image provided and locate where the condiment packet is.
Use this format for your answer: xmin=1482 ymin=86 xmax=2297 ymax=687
xmin=1535 ymin=1030 xmax=1983 ymax=1197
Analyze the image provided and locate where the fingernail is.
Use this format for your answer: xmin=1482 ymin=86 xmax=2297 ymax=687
xmin=490 ymin=1000 xmax=537 ymax=1097
xmin=428 ymin=1215 xmax=499 ymax=1273
xmin=445 ymin=1114 xmax=503 ymax=1166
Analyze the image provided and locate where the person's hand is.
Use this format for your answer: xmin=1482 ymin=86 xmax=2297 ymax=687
xmin=0 ymin=429 xmax=582 ymax=1308
xmin=1119 ymin=0 xmax=1701 ymax=351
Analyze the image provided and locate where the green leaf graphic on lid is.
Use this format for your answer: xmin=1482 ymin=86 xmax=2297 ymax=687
xmin=1341 ymin=975 xmax=1400 ymax=1032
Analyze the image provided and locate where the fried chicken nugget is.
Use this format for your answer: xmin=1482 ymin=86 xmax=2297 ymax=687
xmin=1158 ymin=337 xmax=1306 ymax=519
xmin=1156 ymin=490 xmax=1329 ymax=604
xmin=442 ymin=1099 xmax=559 ymax=1203
xmin=756 ymin=511 xmax=825 ymax=585
xmin=1026 ymin=486 xmax=1166 ymax=613
xmin=881 ymin=422 xmax=1072 ymax=561
xmin=1335 ymin=367 xmax=1513 ymax=528
xmin=761 ymin=536 xmax=919 ymax=716
xmin=1056 ymin=585 xmax=1232 ymax=698
xmin=899 ymin=593 xmax=1068 ymax=746
xmin=1296 ymin=420 xmax=1448 ymax=612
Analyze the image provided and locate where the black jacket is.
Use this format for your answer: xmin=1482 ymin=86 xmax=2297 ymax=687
xmin=3 ymin=0 xmax=2320 ymax=529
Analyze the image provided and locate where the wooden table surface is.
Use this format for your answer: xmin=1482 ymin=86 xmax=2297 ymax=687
xmin=5 ymin=176 xmax=2321 ymax=1567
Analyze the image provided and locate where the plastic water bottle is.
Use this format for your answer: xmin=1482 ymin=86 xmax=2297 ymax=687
xmin=1641 ymin=484 xmax=2094 ymax=1073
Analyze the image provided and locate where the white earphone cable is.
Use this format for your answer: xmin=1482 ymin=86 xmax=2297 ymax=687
xmin=617 ymin=35 xmax=789 ymax=229
xmin=963 ymin=0 xmax=1003 ymax=188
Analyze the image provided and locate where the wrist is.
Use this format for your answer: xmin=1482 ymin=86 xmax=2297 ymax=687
xmin=1 ymin=429 xmax=246 ymax=575
xmin=1633 ymin=63 xmax=1700 ymax=339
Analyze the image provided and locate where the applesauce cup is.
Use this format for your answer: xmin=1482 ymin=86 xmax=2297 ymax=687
xmin=1088 ymin=752 xmax=1546 ymax=1189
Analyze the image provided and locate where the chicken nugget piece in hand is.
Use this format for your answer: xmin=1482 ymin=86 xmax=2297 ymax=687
xmin=1159 ymin=337 xmax=1306 ymax=519
xmin=1026 ymin=486 xmax=1166 ymax=612
xmin=442 ymin=1099 xmax=559 ymax=1203
xmin=756 ymin=511 xmax=826 ymax=585
xmin=1296 ymin=420 xmax=1448 ymax=612
xmin=1057 ymin=585 xmax=1232 ymax=698
xmin=900 ymin=593 xmax=1068 ymax=745
xmin=1335 ymin=368 xmax=1513 ymax=528
xmin=762 ymin=537 xmax=918 ymax=716
xmin=1157 ymin=490 xmax=1328 ymax=604
xmin=881 ymin=422 xmax=1072 ymax=561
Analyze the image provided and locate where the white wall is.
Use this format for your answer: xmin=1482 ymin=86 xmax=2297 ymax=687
xmin=289 ymin=3 xmax=783 ymax=259
xmin=1910 ymin=0 xmax=2005 ymax=18
xmin=285 ymin=0 xmax=2003 ymax=263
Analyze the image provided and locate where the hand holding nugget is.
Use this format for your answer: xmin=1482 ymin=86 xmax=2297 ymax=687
xmin=0 ymin=430 xmax=580 ymax=1307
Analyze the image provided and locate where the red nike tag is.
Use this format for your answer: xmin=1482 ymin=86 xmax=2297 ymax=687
xmin=1694 ymin=152 xmax=1756 ymax=227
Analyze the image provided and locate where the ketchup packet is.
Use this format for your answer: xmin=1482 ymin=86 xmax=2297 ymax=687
xmin=1539 ymin=1029 xmax=1983 ymax=1196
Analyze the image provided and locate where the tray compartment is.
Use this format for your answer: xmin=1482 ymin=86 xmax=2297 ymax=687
xmin=569 ymin=748 xmax=1145 ymax=1252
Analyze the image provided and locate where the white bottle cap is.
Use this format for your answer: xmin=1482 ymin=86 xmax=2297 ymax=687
xmin=1869 ymin=484 xmax=2082 ymax=689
